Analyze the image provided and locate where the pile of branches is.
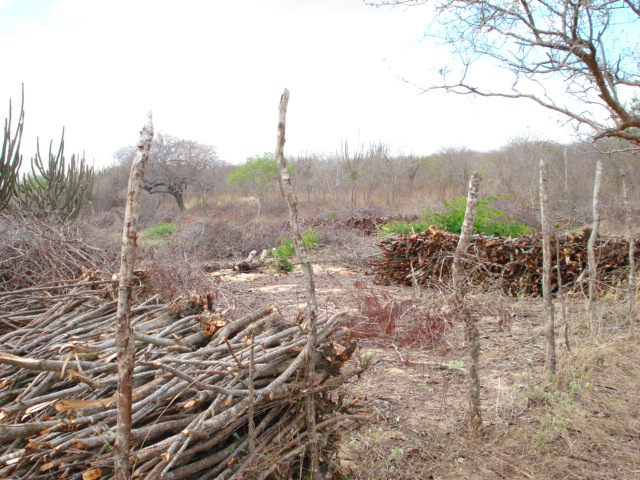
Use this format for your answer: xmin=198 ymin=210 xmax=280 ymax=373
xmin=0 ymin=213 xmax=114 ymax=292
xmin=0 ymin=284 xmax=362 ymax=479
xmin=372 ymin=227 xmax=637 ymax=296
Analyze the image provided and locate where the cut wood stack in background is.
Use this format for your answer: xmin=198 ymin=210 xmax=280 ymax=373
xmin=372 ymin=227 xmax=638 ymax=296
xmin=0 ymin=284 xmax=361 ymax=480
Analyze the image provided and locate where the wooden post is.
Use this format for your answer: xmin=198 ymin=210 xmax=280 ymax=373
xmin=622 ymin=172 xmax=636 ymax=338
xmin=452 ymin=171 xmax=482 ymax=436
xmin=274 ymin=89 xmax=321 ymax=479
xmin=539 ymin=158 xmax=556 ymax=379
xmin=114 ymin=113 xmax=154 ymax=480
xmin=587 ymin=160 xmax=603 ymax=334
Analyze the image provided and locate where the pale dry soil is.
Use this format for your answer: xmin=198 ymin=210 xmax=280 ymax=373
xmin=210 ymin=257 xmax=640 ymax=480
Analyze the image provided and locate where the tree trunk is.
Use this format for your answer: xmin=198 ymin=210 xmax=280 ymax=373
xmin=539 ymin=158 xmax=556 ymax=380
xmin=173 ymin=190 xmax=186 ymax=212
xmin=622 ymin=172 xmax=636 ymax=338
xmin=274 ymin=89 xmax=321 ymax=479
xmin=451 ymin=171 xmax=482 ymax=436
xmin=587 ymin=160 xmax=603 ymax=334
xmin=114 ymin=112 xmax=154 ymax=480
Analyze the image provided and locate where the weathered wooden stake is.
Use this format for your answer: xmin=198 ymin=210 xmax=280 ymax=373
xmin=114 ymin=113 xmax=154 ymax=480
xmin=587 ymin=160 xmax=603 ymax=335
xmin=539 ymin=158 xmax=556 ymax=379
xmin=622 ymin=172 xmax=636 ymax=338
xmin=274 ymin=88 xmax=321 ymax=479
xmin=452 ymin=171 xmax=482 ymax=436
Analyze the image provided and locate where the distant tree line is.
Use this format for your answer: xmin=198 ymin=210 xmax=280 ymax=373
xmin=92 ymin=134 xmax=639 ymax=233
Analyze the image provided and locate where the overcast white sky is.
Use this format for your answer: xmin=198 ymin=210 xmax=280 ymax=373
xmin=1 ymin=0 xmax=577 ymax=168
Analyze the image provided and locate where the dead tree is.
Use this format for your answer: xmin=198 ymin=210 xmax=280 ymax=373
xmin=114 ymin=112 xmax=154 ymax=480
xmin=622 ymin=172 xmax=636 ymax=338
xmin=274 ymin=88 xmax=321 ymax=479
xmin=587 ymin=160 xmax=603 ymax=334
xmin=451 ymin=171 xmax=482 ymax=436
xmin=539 ymin=158 xmax=556 ymax=379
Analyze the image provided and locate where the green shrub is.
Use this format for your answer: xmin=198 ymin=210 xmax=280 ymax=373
xmin=144 ymin=221 xmax=179 ymax=238
xmin=383 ymin=195 xmax=531 ymax=237
xmin=272 ymin=229 xmax=322 ymax=272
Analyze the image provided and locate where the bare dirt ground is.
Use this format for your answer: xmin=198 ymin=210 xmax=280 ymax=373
xmin=208 ymin=243 xmax=640 ymax=480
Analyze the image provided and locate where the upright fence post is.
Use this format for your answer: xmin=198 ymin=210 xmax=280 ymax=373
xmin=114 ymin=113 xmax=154 ymax=480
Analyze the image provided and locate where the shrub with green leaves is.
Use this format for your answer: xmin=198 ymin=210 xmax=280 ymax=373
xmin=384 ymin=195 xmax=531 ymax=237
xmin=144 ymin=221 xmax=179 ymax=238
xmin=272 ymin=229 xmax=321 ymax=271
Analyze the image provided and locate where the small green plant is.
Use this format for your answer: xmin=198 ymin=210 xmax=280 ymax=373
xmin=272 ymin=229 xmax=321 ymax=272
xmin=448 ymin=360 xmax=465 ymax=370
xmin=144 ymin=221 xmax=179 ymax=238
xmin=382 ymin=219 xmax=430 ymax=235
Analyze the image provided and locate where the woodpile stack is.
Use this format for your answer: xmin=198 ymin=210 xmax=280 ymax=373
xmin=372 ymin=226 xmax=637 ymax=296
xmin=0 ymin=284 xmax=361 ymax=479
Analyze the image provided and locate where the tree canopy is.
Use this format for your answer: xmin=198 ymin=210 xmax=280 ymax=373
xmin=226 ymin=153 xmax=293 ymax=218
xmin=368 ymin=0 xmax=640 ymax=147
xmin=115 ymin=133 xmax=222 ymax=211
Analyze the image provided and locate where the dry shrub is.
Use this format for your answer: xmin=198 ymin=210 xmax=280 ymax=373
xmin=344 ymin=280 xmax=454 ymax=348
xmin=0 ymin=212 xmax=116 ymax=292
xmin=177 ymin=216 xmax=293 ymax=261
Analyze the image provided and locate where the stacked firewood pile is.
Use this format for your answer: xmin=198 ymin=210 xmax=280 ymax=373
xmin=0 ymin=284 xmax=361 ymax=479
xmin=372 ymin=226 xmax=637 ymax=296
xmin=302 ymin=215 xmax=419 ymax=236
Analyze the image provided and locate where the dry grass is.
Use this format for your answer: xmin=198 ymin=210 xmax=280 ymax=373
xmin=336 ymin=304 xmax=640 ymax=480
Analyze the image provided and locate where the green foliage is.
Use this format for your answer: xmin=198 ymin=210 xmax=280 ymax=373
xmin=226 ymin=153 xmax=293 ymax=218
xmin=16 ymin=129 xmax=94 ymax=220
xmin=226 ymin=153 xmax=293 ymax=200
xmin=427 ymin=195 xmax=531 ymax=237
xmin=383 ymin=195 xmax=531 ymax=237
xmin=382 ymin=220 xmax=430 ymax=235
xmin=144 ymin=221 xmax=179 ymax=238
xmin=272 ymin=229 xmax=321 ymax=272
xmin=1 ymin=87 xmax=24 ymax=211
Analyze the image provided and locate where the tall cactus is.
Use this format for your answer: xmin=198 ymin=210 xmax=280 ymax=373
xmin=0 ymin=85 xmax=24 ymax=211
xmin=17 ymin=129 xmax=94 ymax=220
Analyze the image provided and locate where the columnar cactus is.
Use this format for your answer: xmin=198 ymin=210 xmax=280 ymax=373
xmin=0 ymin=86 xmax=24 ymax=212
xmin=17 ymin=129 xmax=94 ymax=220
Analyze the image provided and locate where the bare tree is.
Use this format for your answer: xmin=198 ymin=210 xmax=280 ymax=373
xmin=339 ymin=139 xmax=365 ymax=205
xmin=539 ymin=158 xmax=556 ymax=379
xmin=622 ymin=171 xmax=636 ymax=337
xmin=588 ymin=160 xmax=603 ymax=334
xmin=274 ymin=88 xmax=321 ymax=479
xmin=452 ymin=171 xmax=482 ymax=436
xmin=116 ymin=133 xmax=221 ymax=211
xmin=114 ymin=113 xmax=154 ymax=480
xmin=368 ymin=0 xmax=640 ymax=147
